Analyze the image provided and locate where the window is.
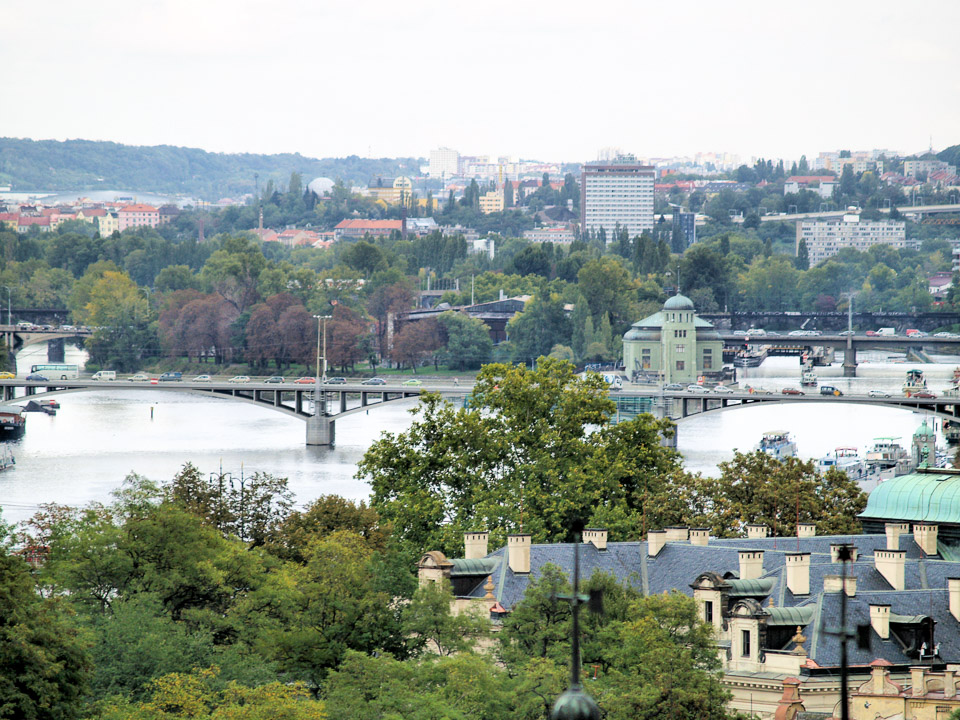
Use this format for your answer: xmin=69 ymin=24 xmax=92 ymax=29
xmin=704 ymin=600 xmax=713 ymax=623
xmin=641 ymin=349 xmax=651 ymax=369
xmin=676 ymin=360 xmax=685 ymax=371
xmin=676 ymin=344 xmax=685 ymax=353
xmin=741 ymin=629 xmax=751 ymax=657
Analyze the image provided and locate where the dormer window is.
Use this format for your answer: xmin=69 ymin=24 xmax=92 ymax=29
xmin=741 ymin=629 xmax=751 ymax=657
xmin=704 ymin=600 xmax=713 ymax=623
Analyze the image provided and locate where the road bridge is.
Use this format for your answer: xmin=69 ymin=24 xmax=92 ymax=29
xmin=733 ymin=203 xmax=960 ymax=224
xmin=700 ymin=312 xmax=960 ymax=334
xmin=0 ymin=324 xmax=93 ymax=362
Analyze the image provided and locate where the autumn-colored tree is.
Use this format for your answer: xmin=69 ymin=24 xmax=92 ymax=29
xmin=392 ymin=318 xmax=442 ymax=372
xmin=278 ymin=304 xmax=315 ymax=368
xmin=327 ymin=305 xmax=370 ymax=372
xmin=367 ymin=280 xmax=416 ymax=361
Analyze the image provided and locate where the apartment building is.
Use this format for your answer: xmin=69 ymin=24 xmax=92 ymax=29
xmin=797 ymin=214 xmax=908 ymax=266
xmin=581 ymin=155 xmax=655 ymax=239
xmin=428 ymin=147 xmax=460 ymax=179
xmin=117 ymin=204 xmax=160 ymax=231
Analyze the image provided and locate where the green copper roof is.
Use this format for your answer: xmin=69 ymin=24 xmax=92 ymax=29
xmin=629 ymin=311 xmax=716 ymax=330
xmin=767 ymin=606 xmax=815 ymax=627
xmin=550 ymin=688 xmax=600 ymax=720
xmin=663 ymin=293 xmax=695 ymax=311
xmin=728 ymin=578 xmax=776 ymax=597
xmin=450 ymin=558 xmax=500 ymax=576
xmin=859 ymin=472 xmax=960 ymax=523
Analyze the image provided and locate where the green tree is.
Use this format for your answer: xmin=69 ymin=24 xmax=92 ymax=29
xmin=570 ymin=295 xmax=590 ymax=360
xmin=401 ymin=580 xmax=488 ymax=656
xmin=507 ymin=293 xmax=572 ymax=363
xmin=82 ymin=270 xmax=155 ymax=370
xmin=437 ymin=311 xmax=493 ymax=370
xmin=577 ymin=257 xmax=637 ymax=332
xmin=797 ymin=239 xmax=810 ymax=270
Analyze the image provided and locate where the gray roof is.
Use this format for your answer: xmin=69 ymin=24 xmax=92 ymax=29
xmin=459 ymin=532 xmax=960 ymax=669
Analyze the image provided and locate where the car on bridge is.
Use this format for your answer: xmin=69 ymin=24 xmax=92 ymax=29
xmin=712 ymin=385 xmax=734 ymax=393
xmin=362 ymin=377 xmax=387 ymax=385
xmin=868 ymin=389 xmax=891 ymax=398
xmin=294 ymin=377 xmax=315 ymax=384
xmin=159 ymin=372 xmax=182 ymax=382
xmin=326 ymin=377 xmax=347 ymax=384
xmin=820 ymin=386 xmax=843 ymax=396
xmin=193 ymin=375 xmax=212 ymax=382
xmin=664 ymin=383 xmax=685 ymax=391
xmin=0 ymin=372 xmax=14 ymax=379
xmin=26 ymin=373 xmax=48 ymax=381
xmin=402 ymin=379 xmax=423 ymax=386
xmin=264 ymin=376 xmax=285 ymax=384
xmin=228 ymin=376 xmax=250 ymax=383
xmin=685 ymin=384 xmax=710 ymax=393
xmin=839 ymin=330 xmax=855 ymax=336
xmin=130 ymin=373 xmax=150 ymax=382
xmin=781 ymin=388 xmax=804 ymax=395
xmin=913 ymin=391 xmax=937 ymax=399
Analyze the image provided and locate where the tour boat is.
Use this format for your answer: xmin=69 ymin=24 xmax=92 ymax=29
xmin=865 ymin=437 xmax=911 ymax=472
xmin=902 ymin=369 xmax=928 ymax=396
xmin=735 ymin=347 xmax=768 ymax=368
xmin=0 ymin=404 xmax=26 ymax=437
xmin=945 ymin=420 xmax=960 ymax=444
xmin=800 ymin=364 xmax=818 ymax=387
xmin=817 ymin=447 xmax=868 ymax=478
xmin=755 ymin=431 xmax=797 ymax=460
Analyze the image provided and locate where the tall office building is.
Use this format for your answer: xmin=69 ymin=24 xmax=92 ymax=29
xmin=428 ymin=147 xmax=460 ymax=179
xmin=673 ymin=212 xmax=696 ymax=248
xmin=581 ymin=155 xmax=656 ymax=239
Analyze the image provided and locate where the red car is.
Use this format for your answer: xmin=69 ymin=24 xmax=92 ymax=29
xmin=781 ymin=388 xmax=805 ymax=395
xmin=913 ymin=391 xmax=937 ymax=399
xmin=294 ymin=376 xmax=316 ymax=384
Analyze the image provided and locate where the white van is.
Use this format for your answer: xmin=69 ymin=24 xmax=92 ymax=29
xmin=91 ymin=370 xmax=116 ymax=381
xmin=877 ymin=328 xmax=896 ymax=336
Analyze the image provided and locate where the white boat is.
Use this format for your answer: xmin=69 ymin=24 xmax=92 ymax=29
xmin=902 ymin=369 xmax=928 ymax=396
xmin=756 ymin=431 xmax=797 ymax=460
xmin=865 ymin=437 xmax=912 ymax=473
xmin=800 ymin=365 xmax=818 ymax=387
xmin=0 ymin=445 xmax=15 ymax=471
xmin=817 ymin=447 xmax=868 ymax=479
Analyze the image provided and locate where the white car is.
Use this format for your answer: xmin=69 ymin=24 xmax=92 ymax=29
xmin=868 ymin=389 xmax=891 ymax=398
xmin=747 ymin=329 xmax=766 ymax=336
xmin=935 ymin=332 xmax=952 ymax=338
xmin=686 ymin=384 xmax=710 ymax=393
xmin=228 ymin=375 xmax=250 ymax=383
xmin=788 ymin=330 xmax=806 ymax=336
xmin=129 ymin=373 xmax=150 ymax=382
xmin=713 ymin=385 xmax=735 ymax=394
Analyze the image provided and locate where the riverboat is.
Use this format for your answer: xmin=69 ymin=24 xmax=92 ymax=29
xmin=735 ymin=347 xmax=768 ymax=368
xmin=0 ymin=446 xmax=15 ymax=472
xmin=817 ymin=447 xmax=868 ymax=479
xmin=902 ymin=369 xmax=928 ymax=396
xmin=755 ymin=431 xmax=797 ymax=460
xmin=0 ymin=404 xmax=26 ymax=437
xmin=800 ymin=364 xmax=818 ymax=387
xmin=865 ymin=437 xmax=912 ymax=473
xmin=945 ymin=420 xmax=960 ymax=444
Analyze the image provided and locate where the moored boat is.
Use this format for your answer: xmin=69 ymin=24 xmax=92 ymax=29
xmin=756 ymin=431 xmax=797 ymax=460
xmin=0 ymin=404 xmax=26 ymax=437
xmin=902 ymin=369 xmax=928 ymax=396
xmin=817 ymin=447 xmax=868 ymax=478
xmin=865 ymin=437 xmax=912 ymax=473
xmin=800 ymin=364 xmax=818 ymax=387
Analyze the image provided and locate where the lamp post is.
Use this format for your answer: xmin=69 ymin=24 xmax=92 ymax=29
xmin=313 ymin=315 xmax=332 ymax=416
xmin=1 ymin=286 xmax=10 ymax=326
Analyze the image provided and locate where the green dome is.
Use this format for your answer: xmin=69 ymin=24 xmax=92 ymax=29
xmin=663 ymin=294 xmax=695 ymax=311
xmin=551 ymin=687 xmax=600 ymax=720
xmin=860 ymin=471 xmax=960 ymax=524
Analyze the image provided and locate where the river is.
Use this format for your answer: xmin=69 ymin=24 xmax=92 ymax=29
xmin=0 ymin=344 xmax=956 ymax=526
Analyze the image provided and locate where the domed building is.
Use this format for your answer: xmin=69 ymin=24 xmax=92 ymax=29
xmin=622 ymin=294 xmax=723 ymax=384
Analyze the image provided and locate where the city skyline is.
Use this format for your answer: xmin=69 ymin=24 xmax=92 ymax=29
xmin=2 ymin=0 xmax=958 ymax=164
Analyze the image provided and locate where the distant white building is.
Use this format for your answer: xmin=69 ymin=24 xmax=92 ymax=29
xmin=523 ymin=226 xmax=576 ymax=244
xmin=581 ymin=155 xmax=655 ymax=240
xmin=797 ymin=215 xmax=909 ymax=266
xmin=429 ymin=147 xmax=460 ymax=179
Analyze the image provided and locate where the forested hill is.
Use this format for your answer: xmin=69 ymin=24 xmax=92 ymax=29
xmin=0 ymin=137 xmax=421 ymax=198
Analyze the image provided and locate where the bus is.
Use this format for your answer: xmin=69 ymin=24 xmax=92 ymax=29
xmin=30 ymin=364 xmax=80 ymax=380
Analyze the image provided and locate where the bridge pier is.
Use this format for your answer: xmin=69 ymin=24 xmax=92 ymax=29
xmin=47 ymin=338 xmax=65 ymax=363
xmin=306 ymin=413 xmax=335 ymax=446
xmin=842 ymin=341 xmax=858 ymax=378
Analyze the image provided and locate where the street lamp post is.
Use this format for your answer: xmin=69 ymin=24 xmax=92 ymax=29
xmin=1 ymin=286 xmax=10 ymax=326
xmin=313 ymin=315 xmax=332 ymax=416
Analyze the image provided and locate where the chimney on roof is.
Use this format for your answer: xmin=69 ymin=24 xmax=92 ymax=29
xmin=689 ymin=528 xmax=709 ymax=546
xmin=797 ymin=523 xmax=816 ymax=538
xmin=665 ymin=526 xmax=688 ymax=542
xmin=870 ymin=604 xmax=891 ymax=639
xmin=911 ymin=667 xmax=926 ymax=697
xmin=785 ymin=553 xmax=810 ymax=595
xmin=648 ymin=530 xmax=667 ymax=557
xmin=583 ymin=528 xmax=607 ymax=551
xmin=824 ymin=574 xmax=856 ymax=596
xmin=913 ymin=524 xmax=939 ymax=555
xmin=886 ymin=522 xmax=910 ymax=550
xmin=507 ymin=534 xmax=530 ymax=574
xmin=949 ymin=578 xmax=960 ymax=622
xmin=739 ymin=550 xmax=764 ymax=580
xmin=830 ymin=544 xmax=859 ymax=563
xmin=875 ymin=549 xmax=906 ymax=591
xmin=464 ymin=531 xmax=489 ymax=560
xmin=746 ymin=523 xmax=769 ymax=540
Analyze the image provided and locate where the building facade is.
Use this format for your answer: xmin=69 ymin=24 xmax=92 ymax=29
xmin=672 ymin=211 xmax=696 ymax=248
xmin=428 ymin=147 xmax=461 ymax=179
xmin=797 ymin=215 xmax=908 ymax=266
xmin=117 ymin=204 xmax=160 ymax=231
xmin=478 ymin=189 xmax=504 ymax=214
xmin=622 ymin=294 xmax=724 ymax=383
xmin=581 ymin=155 xmax=655 ymax=240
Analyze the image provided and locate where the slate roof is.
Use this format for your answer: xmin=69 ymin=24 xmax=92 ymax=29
xmin=459 ymin=531 xmax=960 ymax=669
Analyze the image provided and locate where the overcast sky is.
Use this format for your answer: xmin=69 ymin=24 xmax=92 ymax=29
xmin=3 ymin=0 xmax=958 ymax=164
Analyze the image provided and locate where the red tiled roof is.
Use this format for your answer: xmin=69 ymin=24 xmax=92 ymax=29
xmin=19 ymin=216 xmax=51 ymax=226
xmin=334 ymin=219 xmax=403 ymax=230
xmin=83 ymin=208 xmax=107 ymax=216
xmin=119 ymin=203 xmax=158 ymax=213
xmin=0 ymin=213 xmax=19 ymax=222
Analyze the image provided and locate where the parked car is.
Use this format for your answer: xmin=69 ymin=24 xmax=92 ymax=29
xmin=26 ymin=373 xmax=48 ymax=381
xmin=362 ymin=377 xmax=387 ymax=386
xmin=193 ymin=374 xmax=212 ymax=382
xmin=868 ymin=389 xmax=891 ymax=398
xmin=820 ymin=386 xmax=843 ymax=396
xmin=294 ymin=376 xmax=316 ymax=384
xmin=686 ymin=384 xmax=710 ymax=393
xmin=228 ymin=376 xmax=250 ymax=383
xmin=264 ymin=376 xmax=285 ymax=384
xmin=402 ymin=379 xmax=423 ymax=386
xmin=664 ymin=383 xmax=685 ymax=391
xmin=325 ymin=377 xmax=347 ymax=384
xmin=129 ymin=373 xmax=150 ymax=382
xmin=781 ymin=387 xmax=805 ymax=395
xmin=159 ymin=371 xmax=182 ymax=382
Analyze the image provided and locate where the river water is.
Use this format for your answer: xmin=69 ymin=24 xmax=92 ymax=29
xmin=1 ymin=344 xmax=957 ymax=526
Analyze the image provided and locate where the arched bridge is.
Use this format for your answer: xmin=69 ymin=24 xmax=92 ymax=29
xmin=0 ymin=378 xmax=464 ymax=446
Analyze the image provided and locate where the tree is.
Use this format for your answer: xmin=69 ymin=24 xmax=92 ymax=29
xmin=507 ymin=293 xmax=572 ymax=363
xmin=82 ymin=270 xmax=155 ymax=370
xmin=512 ymin=244 xmax=552 ymax=277
xmin=577 ymin=257 xmax=638 ymax=332
xmin=359 ymin=359 xmax=682 ymax=555
xmin=393 ymin=318 xmax=442 ymax=372
xmin=200 ymin=234 xmax=267 ymax=314
xmin=0 ymin=546 xmax=92 ymax=719
xmin=270 ymin=495 xmax=389 ymax=562
xmin=437 ymin=311 xmax=493 ymax=370
xmin=401 ymin=580 xmax=488 ymax=656
xmin=570 ymin=295 xmax=590 ymax=360
xmin=367 ymin=280 xmax=416 ymax=360
xmin=797 ymin=239 xmax=810 ymax=270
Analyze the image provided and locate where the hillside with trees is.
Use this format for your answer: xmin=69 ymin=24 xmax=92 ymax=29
xmin=0 ymin=137 xmax=420 ymax=198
